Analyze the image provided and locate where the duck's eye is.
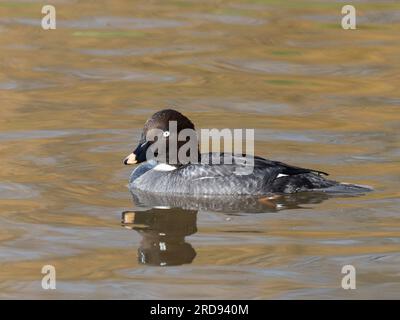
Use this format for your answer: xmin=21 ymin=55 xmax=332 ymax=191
xmin=163 ymin=131 xmax=170 ymax=138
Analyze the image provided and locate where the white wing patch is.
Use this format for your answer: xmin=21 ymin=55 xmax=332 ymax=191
xmin=277 ymin=173 xmax=289 ymax=178
xmin=153 ymin=163 xmax=177 ymax=171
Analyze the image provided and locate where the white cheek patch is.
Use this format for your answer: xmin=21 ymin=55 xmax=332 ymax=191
xmin=277 ymin=173 xmax=289 ymax=178
xmin=153 ymin=163 xmax=177 ymax=171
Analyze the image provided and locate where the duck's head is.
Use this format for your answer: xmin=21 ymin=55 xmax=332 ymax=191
xmin=124 ymin=109 xmax=198 ymax=165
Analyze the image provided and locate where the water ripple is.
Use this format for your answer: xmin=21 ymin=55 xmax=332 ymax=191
xmin=0 ymin=183 xmax=40 ymax=200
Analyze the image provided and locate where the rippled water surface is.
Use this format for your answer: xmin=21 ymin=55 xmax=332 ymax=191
xmin=0 ymin=0 xmax=399 ymax=299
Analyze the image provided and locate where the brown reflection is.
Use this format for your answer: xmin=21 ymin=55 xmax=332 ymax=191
xmin=122 ymin=189 xmax=347 ymax=267
xmin=122 ymin=208 xmax=197 ymax=267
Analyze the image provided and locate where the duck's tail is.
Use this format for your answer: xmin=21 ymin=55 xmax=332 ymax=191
xmin=314 ymin=182 xmax=373 ymax=194
xmin=271 ymin=172 xmax=373 ymax=195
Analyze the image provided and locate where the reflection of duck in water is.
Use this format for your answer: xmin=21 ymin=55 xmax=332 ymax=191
xmin=123 ymin=189 xmax=359 ymax=266
xmin=130 ymin=187 xmax=339 ymax=213
xmin=122 ymin=208 xmax=197 ymax=266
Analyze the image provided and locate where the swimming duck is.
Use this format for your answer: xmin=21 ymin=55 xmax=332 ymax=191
xmin=124 ymin=109 xmax=371 ymax=195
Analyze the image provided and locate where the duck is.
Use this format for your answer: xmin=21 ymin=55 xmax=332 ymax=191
xmin=124 ymin=109 xmax=372 ymax=196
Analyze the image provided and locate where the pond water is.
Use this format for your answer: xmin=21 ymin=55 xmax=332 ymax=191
xmin=0 ymin=0 xmax=399 ymax=299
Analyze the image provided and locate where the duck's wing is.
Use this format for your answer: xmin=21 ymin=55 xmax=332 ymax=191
xmin=251 ymin=155 xmax=329 ymax=176
xmin=195 ymin=153 xmax=328 ymax=177
xmin=178 ymin=153 xmax=330 ymax=194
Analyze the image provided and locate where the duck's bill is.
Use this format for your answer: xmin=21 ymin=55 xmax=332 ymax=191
xmin=123 ymin=153 xmax=137 ymax=165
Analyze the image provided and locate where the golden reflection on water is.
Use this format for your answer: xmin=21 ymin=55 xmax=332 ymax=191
xmin=0 ymin=0 xmax=400 ymax=299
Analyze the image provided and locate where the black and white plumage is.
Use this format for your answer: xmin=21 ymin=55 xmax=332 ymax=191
xmin=124 ymin=109 xmax=372 ymax=196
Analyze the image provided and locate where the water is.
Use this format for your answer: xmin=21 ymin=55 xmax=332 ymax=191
xmin=0 ymin=0 xmax=399 ymax=299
